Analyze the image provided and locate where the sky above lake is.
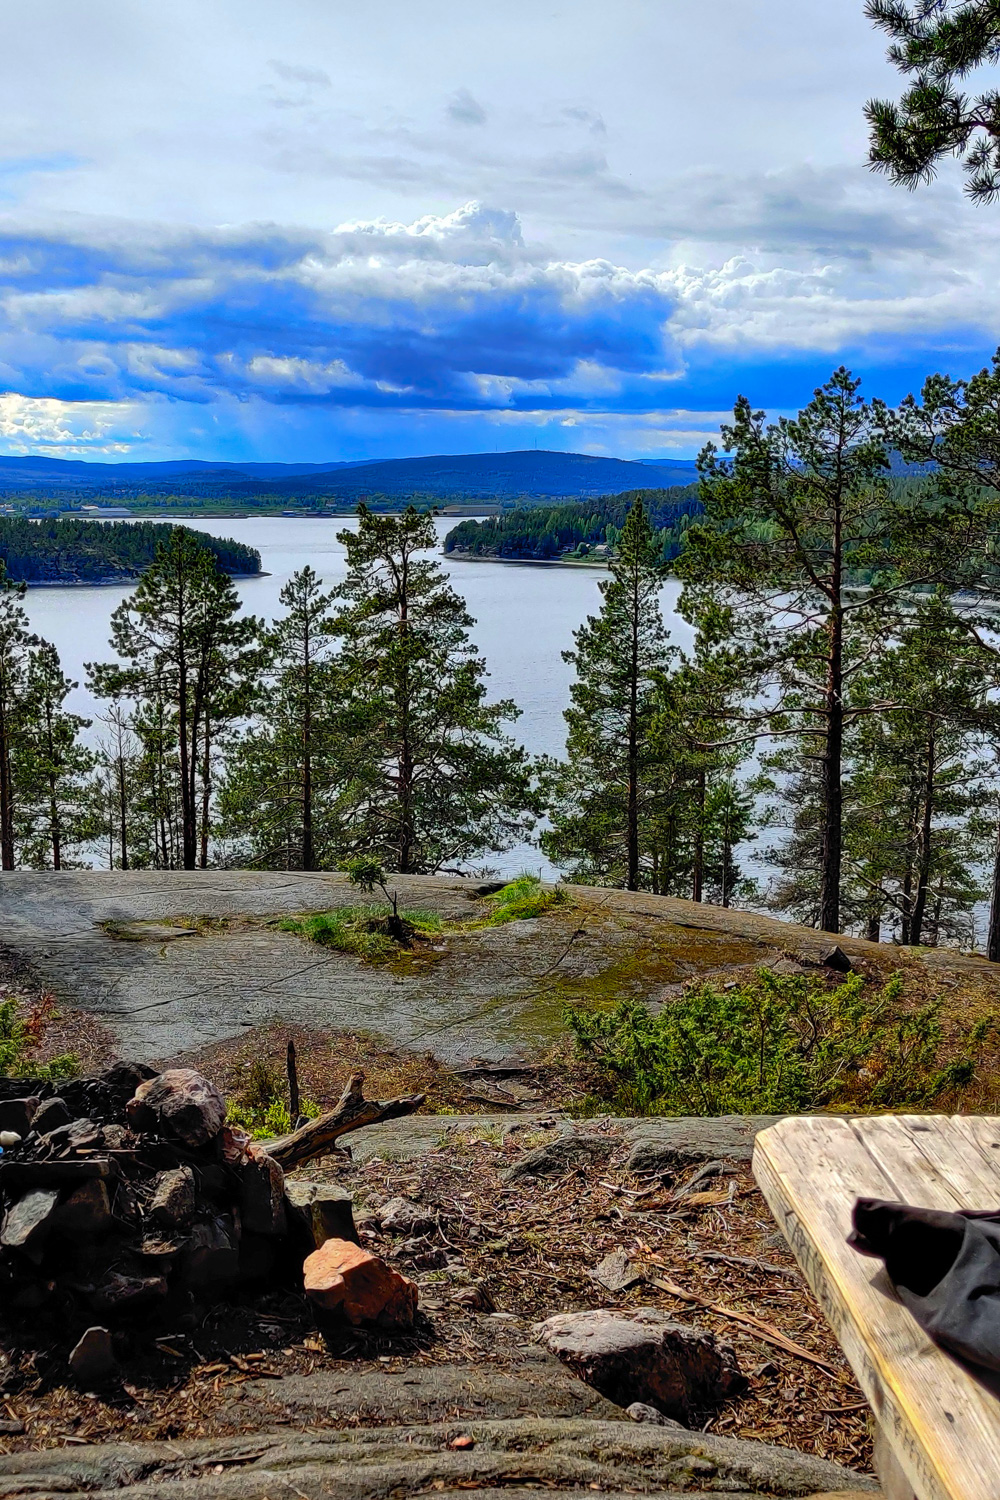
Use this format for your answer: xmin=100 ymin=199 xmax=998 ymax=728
xmin=1 ymin=0 xmax=999 ymax=464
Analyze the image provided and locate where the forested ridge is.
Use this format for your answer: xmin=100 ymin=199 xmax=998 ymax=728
xmin=444 ymin=487 xmax=701 ymax=562
xmin=0 ymin=517 xmax=261 ymax=583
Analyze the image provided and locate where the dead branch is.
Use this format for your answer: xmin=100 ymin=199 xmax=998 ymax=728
xmin=261 ymin=1070 xmax=425 ymax=1171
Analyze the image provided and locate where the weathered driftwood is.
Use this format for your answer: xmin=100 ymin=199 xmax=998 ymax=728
xmin=262 ymin=1071 xmax=425 ymax=1171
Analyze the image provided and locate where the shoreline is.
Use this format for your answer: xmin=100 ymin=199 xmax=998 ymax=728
xmin=16 ymin=569 xmax=268 ymax=588
xmin=446 ymin=551 xmax=611 ymax=571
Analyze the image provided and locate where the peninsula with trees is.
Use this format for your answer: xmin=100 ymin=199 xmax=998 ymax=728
xmin=0 ymin=516 xmax=262 ymax=585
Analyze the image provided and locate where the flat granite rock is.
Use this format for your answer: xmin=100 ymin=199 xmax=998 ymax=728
xmin=241 ymin=1352 xmax=624 ymax=1423
xmin=0 ymin=1418 xmax=879 ymax=1499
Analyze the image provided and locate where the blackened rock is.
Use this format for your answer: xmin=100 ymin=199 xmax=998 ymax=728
xmin=54 ymin=1180 xmax=112 ymax=1236
xmin=89 ymin=1272 xmax=168 ymax=1317
xmin=240 ymin=1152 xmax=286 ymax=1236
xmin=126 ymin=1069 xmax=225 ymax=1148
xmin=40 ymin=1118 xmax=102 ymax=1153
xmin=182 ymin=1216 xmax=240 ymax=1288
xmin=68 ymin=1326 xmax=117 ymax=1385
xmin=0 ymin=1188 xmax=60 ymax=1258
xmin=31 ymin=1097 xmax=71 ymax=1135
xmin=239 ymin=1231 xmax=277 ymax=1282
xmin=533 ymin=1308 xmax=745 ymax=1422
xmin=0 ymin=1098 xmax=38 ymax=1138
xmin=150 ymin=1167 xmax=196 ymax=1228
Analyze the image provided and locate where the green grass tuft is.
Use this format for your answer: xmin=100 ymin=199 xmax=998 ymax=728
xmin=482 ymin=874 xmax=566 ymax=925
xmin=281 ymin=904 xmax=445 ymax=960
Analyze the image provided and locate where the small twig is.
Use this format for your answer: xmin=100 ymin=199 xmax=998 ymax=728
xmin=644 ymin=1269 xmax=838 ymax=1374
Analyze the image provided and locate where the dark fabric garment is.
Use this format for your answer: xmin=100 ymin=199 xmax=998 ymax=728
xmin=850 ymin=1197 xmax=1000 ymax=1374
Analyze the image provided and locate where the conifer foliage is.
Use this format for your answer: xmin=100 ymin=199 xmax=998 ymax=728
xmin=328 ymin=506 xmax=539 ymax=873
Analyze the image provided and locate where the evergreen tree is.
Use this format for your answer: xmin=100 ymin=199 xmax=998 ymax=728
xmin=680 ymin=368 xmax=967 ymax=934
xmin=220 ymin=567 xmax=344 ymax=870
xmin=0 ymin=572 xmax=36 ymax=870
xmin=542 ymin=498 xmax=675 ymax=890
xmin=329 ymin=506 xmax=538 ymax=872
xmin=865 ymin=1 xmax=1000 ymax=202
xmin=88 ymin=528 xmax=261 ymax=870
xmin=89 ymin=705 xmax=152 ymax=870
xmin=17 ymin=643 xmax=96 ymax=869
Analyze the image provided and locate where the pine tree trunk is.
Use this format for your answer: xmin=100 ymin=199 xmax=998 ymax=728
xmin=199 ymin=717 xmax=211 ymax=869
xmin=0 ymin=682 xmax=15 ymax=872
xmin=818 ymin=615 xmax=844 ymax=933
xmin=900 ymin=864 xmax=913 ymax=946
xmin=909 ymin=728 xmax=935 ymax=946
xmin=177 ymin=593 xmax=196 ymax=869
xmin=117 ymin=754 xmax=129 ymax=870
xmin=302 ymin=617 xmax=314 ymax=871
xmin=987 ymin=816 xmax=1000 ymax=962
xmin=691 ymin=767 xmax=705 ymax=902
xmin=626 ymin=554 xmax=640 ymax=891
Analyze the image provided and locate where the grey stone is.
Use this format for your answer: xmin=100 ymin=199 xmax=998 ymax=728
xmin=626 ymin=1402 xmax=685 ymax=1428
xmin=590 ymin=1247 xmax=644 ymax=1293
xmin=0 ymin=1187 xmax=60 ymax=1257
xmin=30 ymin=1096 xmax=71 ymax=1134
xmin=244 ymin=1352 xmax=624 ymax=1424
xmin=285 ymin=1179 xmax=358 ymax=1247
xmin=378 ymin=1196 xmax=437 ymax=1234
xmin=150 ymin=1166 xmax=196 ymax=1228
xmin=127 ymin=1069 xmax=225 ymax=1147
xmin=0 ymin=1097 xmax=38 ymax=1137
xmin=67 ymin=1326 xmax=117 ymax=1385
xmin=0 ymin=1418 xmax=879 ymax=1498
xmin=534 ymin=1308 xmax=746 ymax=1422
xmin=239 ymin=1153 xmax=287 ymax=1237
xmin=503 ymin=1131 xmax=614 ymax=1182
xmin=625 ymin=1115 xmax=784 ymax=1174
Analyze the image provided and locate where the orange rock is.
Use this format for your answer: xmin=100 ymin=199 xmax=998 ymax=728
xmin=303 ymin=1237 xmax=417 ymax=1329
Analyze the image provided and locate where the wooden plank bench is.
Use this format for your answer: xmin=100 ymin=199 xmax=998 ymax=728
xmin=753 ymin=1115 xmax=1000 ymax=1500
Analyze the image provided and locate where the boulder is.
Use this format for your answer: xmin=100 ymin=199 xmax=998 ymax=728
xmin=89 ymin=1272 xmax=169 ymax=1317
xmin=54 ymin=1180 xmax=112 ymax=1236
xmin=0 ymin=1187 xmax=60 ymax=1258
xmin=182 ymin=1215 xmax=241 ymax=1289
xmin=150 ymin=1166 xmax=196 ymax=1228
xmin=284 ymin=1180 xmax=358 ymax=1248
xmin=239 ymin=1152 xmax=286 ymax=1237
xmin=126 ymin=1069 xmax=225 ymax=1147
xmin=68 ymin=1326 xmax=117 ymax=1385
xmin=303 ymin=1237 xmax=417 ymax=1329
xmin=378 ymin=1197 xmax=436 ymax=1235
xmin=31 ymin=1097 xmax=71 ymax=1135
xmin=533 ymin=1308 xmax=746 ymax=1422
xmin=0 ymin=1097 xmax=39 ymax=1138
xmin=503 ymin=1131 xmax=614 ymax=1182
xmin=625 ymin=1115 xmax=782 ymax=1175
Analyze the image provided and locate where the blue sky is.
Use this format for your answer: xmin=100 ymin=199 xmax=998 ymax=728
xmin=0 ymin=0 xmax=999 ymax=463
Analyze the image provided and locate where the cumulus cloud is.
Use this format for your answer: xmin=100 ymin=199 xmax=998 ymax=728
xmin=0 ymin=392 xmax=139 ymax=454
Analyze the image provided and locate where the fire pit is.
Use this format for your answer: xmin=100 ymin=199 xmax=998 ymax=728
xmin=0 ymin=1063 xmax=425 ymax=1380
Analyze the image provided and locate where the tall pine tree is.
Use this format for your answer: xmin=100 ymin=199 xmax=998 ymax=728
xmin=543 ymin=497 xmax=675 ymax=890
xmin=329 ymin=506 xmax=538 ymax=872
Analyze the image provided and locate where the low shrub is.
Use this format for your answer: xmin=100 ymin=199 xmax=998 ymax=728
xmin=0 ymin=995 xmax=79 ymax=1081
xmin=566 ymin=967 xmax=976 ymax=1116
xmin=226 ymin=1054 xmax=321 ymax=1139
xmin=281 ymin=905 xmax=444 ymax=960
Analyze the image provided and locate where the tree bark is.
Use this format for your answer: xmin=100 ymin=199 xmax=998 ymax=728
xmin=987 ymin=816 xmax=1000 ymax=962
xmin=626 ymin=551 xmax=640 ymax=891
xmin=263 ymin=1071 xmax=425 ymax=1171
xmin=909 ymin=727 xmax=936 ymax=946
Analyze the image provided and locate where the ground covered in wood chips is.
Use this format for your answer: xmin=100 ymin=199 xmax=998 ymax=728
xmin=0 ymin=1118 xmax=873 ymax=1477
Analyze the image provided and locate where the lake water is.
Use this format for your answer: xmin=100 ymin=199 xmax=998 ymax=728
xmin=19 ymin=515 xmax=696 ymax=877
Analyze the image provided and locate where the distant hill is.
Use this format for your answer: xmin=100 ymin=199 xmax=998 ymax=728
xmin=0 ymin=449 xmax=700 ymax=502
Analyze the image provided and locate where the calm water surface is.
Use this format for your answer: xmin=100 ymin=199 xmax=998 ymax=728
xmin=20 ymin=516 xmax=695 ymax=876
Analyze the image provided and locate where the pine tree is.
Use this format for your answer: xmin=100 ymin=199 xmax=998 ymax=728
xmin=88 ymin=528 xmax=261 ymax=870
xmin=680 ymin=368 xmax=968 ymax=934
xmin=0 ymin=572 xmax=36 ymax=870
xmin=865 ymin=1 xmax=1000 ymax=202
xmin=329 ymin=506 xmax=538 ymax=872
xmin=89 ymin=705 xmax=152 ymax=870
xmin=220 ymin=567 xmax=344 ymax=870
xmin=542 ymin=498 xmax=675 ymax=890
xmin=17 ymin=642 xmax=96 ymax=869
